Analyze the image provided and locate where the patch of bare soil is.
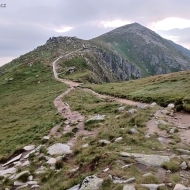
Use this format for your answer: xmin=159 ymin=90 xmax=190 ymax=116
xmin=147 ymin=109 xmax=190 ymax=145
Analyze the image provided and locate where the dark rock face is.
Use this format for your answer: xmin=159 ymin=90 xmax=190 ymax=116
xmin=94 ymin=49 xmax=142 ymax=80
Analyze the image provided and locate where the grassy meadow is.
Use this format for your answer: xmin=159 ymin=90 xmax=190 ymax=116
xmin=0 ymin=62 xmax=67 ymax=158
xmin=86 ymin=71 xmax=190 ymax=112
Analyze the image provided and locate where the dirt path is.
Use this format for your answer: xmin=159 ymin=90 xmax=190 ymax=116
xmin=52 ymin=52 xmax=190 ymax=147
xmin=146 ymin=109 xmax=190 ymax=145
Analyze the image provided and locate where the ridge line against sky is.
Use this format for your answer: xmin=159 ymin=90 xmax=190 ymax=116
xmin=0 ymin=0 xmax=190 ymax=66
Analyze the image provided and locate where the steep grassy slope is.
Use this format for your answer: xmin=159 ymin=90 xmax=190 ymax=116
xmin=0 ymin=62 xmax=67 ymax=158
xmin=87 ymin=70 xmax=190 ymax=112
xmin=91 ymin=23 xmax=190 ymax=77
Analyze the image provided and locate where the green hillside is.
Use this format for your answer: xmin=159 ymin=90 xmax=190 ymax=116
xmin=87 ymin=70 xmax=190 ymax=112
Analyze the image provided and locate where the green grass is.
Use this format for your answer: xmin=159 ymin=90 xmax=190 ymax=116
xmin=0 ymin=62 xmax=67 ymax=158
xmin=87 ymin=70 xmax=190 ymax=111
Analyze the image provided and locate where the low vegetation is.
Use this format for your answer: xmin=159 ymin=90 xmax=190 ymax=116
xmin=0 ymin=62 xmax=67 ymax=158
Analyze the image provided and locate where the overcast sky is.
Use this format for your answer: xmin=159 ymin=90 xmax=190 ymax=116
xmin=0 ymin=0 xmax=190 ymax=66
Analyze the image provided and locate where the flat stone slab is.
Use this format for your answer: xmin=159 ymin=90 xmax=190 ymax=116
xmin=0 ymin=167 xmax=17 ymax=177
xmin=68 ymin=184 xmax=80 ymax=190
xmin=47 ymin=143 xmax=72 ymax=155
xmin=2 ymin=154 xmax=22 ymax=167
xmin=173 ymin=184 xmax=190 ymax=190
xmin=120 ymin=152 xmax=170 ymax=167
xmin=79 ymin=175 xmax=103 ymax=190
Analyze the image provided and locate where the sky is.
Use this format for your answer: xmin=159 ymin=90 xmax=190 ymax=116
xmin=0 ymin=0 xmax=190 ymax=67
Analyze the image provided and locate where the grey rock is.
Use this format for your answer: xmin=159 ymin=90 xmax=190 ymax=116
xmin=43 ymin=136 xmax=50 ymax=141
xmin=21 ymin=160 xmax=30 ymax=167
xmin=68 ymin=184 xmax=80 ymax=190
xmin=35 ymin=166 xmax=47 ymax=175
xmin=155 ymin=120 xmax=168 ymax=125
xmin=128 ymin=109 xmax=137 ymax=114
xmin=99 ymin=140 xmax=111 ymax=144
xmin=177 ymin=149 xmax=190 ymax=155
xmin=0 ymin=167 xmax=17 ymax=177
xmin=27 ymin=181 xmax=38 ymax=185
xmin=46 ymin=158 xmax=57 ymax=166
xmin=145 ymin=134 xmax=151 ymax=138
xmin=150 ymin=102 xmax=157 ymax=107
xmin=143 ymin=173 xmax=152 ymax=177
xmin=82 ymin=143 xmax=89 ymax=148
xmin=115 ymin=137 xmax=123 ymax=142
xmin=122 ymin=164 xmax=133 ymax=169
xmin=14 ymin=181 xmax=26 ymax=186
xmin=23 ymin=145 xmax=35 ymax=151
xmin=160 ymin=110 xmax=170 ymax=115
xmin=11 ymin=170 xmax=30 ymax=180
xmin=118 ymin=106 xmax=126 ymax=111
xmin=137 ymin=104 xmax=148 ymax=109
xmin=86 ymin=114 xmax=105 ymax=122
xmin=28 ymin=175 xmax=33 ymax=181
xmin=129 ymin=128 xmax=138 ymax=134
xmin=16 ymin=184 xmax=28 ymax=189
xmin=169 ymin=128 xmax=176 ymax=134
xmin=180 ymin=162 xmax=187 ymax=170
xmin=120 ymin=152 xmax=170 ymax=167
xmin=47 ymin=143 xmax=72 ymax=155
xmin=168 ymin=103 xmax=175 ymax=109
xmin=123 ymin=184 xmax=136 ymax=190
xmin=2 ymin=154 xmax=22 ymax=167
xmin=112 ymin=176 xmax=135 ymax=184
xmin=79 ymin=175 xmax=103 ymax=190
xmin=173 ymin=184 xmax=189 ymax=190
xmin=141 ymin=184 xmax=165 ymax=190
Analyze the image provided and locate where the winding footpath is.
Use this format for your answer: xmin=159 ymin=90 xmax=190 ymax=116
xmin=51 ymin=50 xmax=141 ymax=147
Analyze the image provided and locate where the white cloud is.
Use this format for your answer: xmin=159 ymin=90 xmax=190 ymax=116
xmin=152 ymin=17 xmax=190 ymax=31
xmin=54 ymin=26 xmax=73 ymax=33
xmin=100 ymin=20 xmax=131 ymax=28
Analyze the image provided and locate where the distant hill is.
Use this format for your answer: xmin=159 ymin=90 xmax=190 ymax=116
xmin=168 ymin=39 xmax=190 ymax=58
xmin=1 ymin=23 xmax=190 ymax=83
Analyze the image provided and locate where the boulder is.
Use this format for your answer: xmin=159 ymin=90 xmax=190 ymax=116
xmin=79 ymin=175 xmax=103 ymax=190
xmin=129 ymin=128 xmax=138 ymax=134
xmin=180 ymin=162 xmax=187 ymax=170
xmin=47 ymin=143 xmax=72 ymax=155
xmin=177 ymin=149 xmax=190 ymax=155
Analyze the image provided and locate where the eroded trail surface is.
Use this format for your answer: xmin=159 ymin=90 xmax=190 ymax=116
xmin=147 ymin=109 xmax=190 ymax=145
